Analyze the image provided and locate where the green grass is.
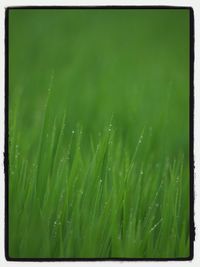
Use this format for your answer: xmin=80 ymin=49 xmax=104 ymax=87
xmin=8 ymin=9 xmax=190 ymax=258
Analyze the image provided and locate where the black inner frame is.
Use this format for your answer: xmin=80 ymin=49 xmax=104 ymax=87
xmin=4 ymin=5 xmax=195 ymax=262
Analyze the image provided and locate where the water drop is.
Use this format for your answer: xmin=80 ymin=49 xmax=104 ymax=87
xmin=138 ymin=135 xmax=143 ymax=144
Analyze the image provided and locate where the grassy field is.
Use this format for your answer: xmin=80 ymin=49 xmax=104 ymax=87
xmin=8 ymin=9 xmax=190 ymax=258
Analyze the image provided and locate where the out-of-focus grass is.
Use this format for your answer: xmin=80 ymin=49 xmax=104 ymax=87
xmin=8 ymin=9 xmax=190 ymax=258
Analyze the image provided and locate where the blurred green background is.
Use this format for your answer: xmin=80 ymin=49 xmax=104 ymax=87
xmin=9 ymin=8 xmax=189 ymax=170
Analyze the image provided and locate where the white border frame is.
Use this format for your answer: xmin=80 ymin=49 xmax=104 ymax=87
xmin=1 ymin=1 xmax=199 ymax=266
